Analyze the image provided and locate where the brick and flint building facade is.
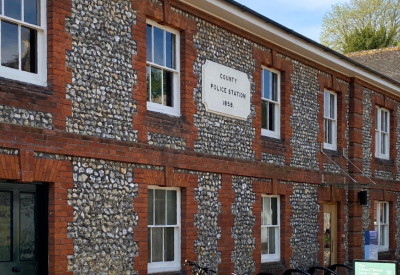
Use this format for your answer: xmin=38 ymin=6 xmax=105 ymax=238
xmin=1 ymin=0 xmax=400 ymax=274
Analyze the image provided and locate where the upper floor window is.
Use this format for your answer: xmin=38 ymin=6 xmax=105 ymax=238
xmin=261 ymin=195 xmax=280 ymax=262
xmin=374 ymin=201 xmax=389 ymax=251
xmin=261 ymin=67 xmax=280 ymax=138
xmin=0 ymin=0 xmax=46 ymax=86
xmin=375 ymin=107 xmax=390 ymax=159
xmin=146 ymin=20 xmax=180 ymax=116
xmin=148 ymin=186 xmax=181 ymax=273
xmin=324 ymin=90 xmax=337 ymax=150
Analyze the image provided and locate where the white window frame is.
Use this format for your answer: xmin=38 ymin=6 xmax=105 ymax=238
xmin=146 ymin=19 xmax=180 ymax=117
xmin=323 ymin=90 xmax=337 ymax=150
xmin=375 ymin=107 xmax=390 ymax=160
xmin=261 ymin=67 xmax=280 ymax=139
xmin=147 ymin=186 xmax=181 ymax=274
xmin=374 ymin=201 xmax=389 ymax=251
xmin=261 ymin=195 xmax=280 ymax=262
xmin=0 ymin=0 xmax=47 ymax=86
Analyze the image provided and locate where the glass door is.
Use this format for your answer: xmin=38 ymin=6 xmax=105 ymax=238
xmin=0 ymin=183 xmax=46 ymax=275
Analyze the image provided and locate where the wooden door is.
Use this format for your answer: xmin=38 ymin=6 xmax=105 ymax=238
xmin=0 ymin=183 xmax=47 ymax=275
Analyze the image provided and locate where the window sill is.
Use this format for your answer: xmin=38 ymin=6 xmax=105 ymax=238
xmin=147 ymin=102 xmax=181 ymax=117
xmin=322 ymin=148 xmax=340 ymax=157
xmin=374 ymin=157 xmax=393 ymax=166
xmin=148 ymin=266 xmax=181 ymax=274
xmin=147 ymin=110 xmax=184 ymax=123
xmin=261 ymin=135 xmax=285 ymax=144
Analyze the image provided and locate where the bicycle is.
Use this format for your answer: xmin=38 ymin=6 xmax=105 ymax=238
xmin=184 ymin=259 xmax=216 ymax=275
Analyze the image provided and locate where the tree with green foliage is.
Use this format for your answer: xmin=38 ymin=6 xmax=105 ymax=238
xmin=342 ymin=24 xmax=397 ymax=53
xmin=321 ymin=0 xmax=400 ymax=53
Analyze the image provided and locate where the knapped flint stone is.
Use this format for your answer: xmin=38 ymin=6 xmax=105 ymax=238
xmin=362 ymin=89 xmax=373 ymax=177
xmin=194 ymin=172 xmax=222 ymax=272
xmin=66 ymin=0 xmax=138 ymax=142
xmin=0 ymin=104 xmax=53 ymax=129
xmin=231 ymin=176 xmax=256 ymax=275
xmin=193 ymin=19 xmax=257 ymax=161
xmin=68 ymin=157 xmax=139 ymax=275
xmin=290 ymin=183 xmax=319 ymax=270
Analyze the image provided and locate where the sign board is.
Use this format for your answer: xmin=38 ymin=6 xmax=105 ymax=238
xmin=354 ymin=260 xmax=397 ymax=275
xmin=365 ymin=231 xmax=378 ymax=260
xmin=202 ymin=60 xmax=251 ymax=120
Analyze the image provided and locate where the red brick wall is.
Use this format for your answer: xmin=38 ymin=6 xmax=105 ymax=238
xmin=1 ymin=0 xmax=400 ymax=274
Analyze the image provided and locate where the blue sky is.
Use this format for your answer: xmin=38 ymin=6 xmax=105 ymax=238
xmin=234 ymin=0 xmax=350 ymax=43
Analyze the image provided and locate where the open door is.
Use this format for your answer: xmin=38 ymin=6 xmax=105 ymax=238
xmin=323 ymin=203 xmax=337 ymax=268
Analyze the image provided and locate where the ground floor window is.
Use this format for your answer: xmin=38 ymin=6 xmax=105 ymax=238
xmin=374 ymin=201 xmax=389 ymax=251
xmin=147 ymin=186 xmax=181 ymax=273
xmin=261 ymin=195 xmax=280 ymax=262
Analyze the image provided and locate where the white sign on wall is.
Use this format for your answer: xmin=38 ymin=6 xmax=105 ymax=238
xmin=202 ymin=60 xmax=251 ymax=120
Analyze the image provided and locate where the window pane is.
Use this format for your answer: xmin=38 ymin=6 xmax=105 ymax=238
xmin=20 ymin=193 xmax=35 ymax=261
xmin=148 ymin=189 xmax=154 ymax=225
xmin=166 ymin=32 xmax=175 ymax=69
xmin=167 ymin=190 xmax=177 ymax=225
xmin=0 ymin=192 xmax=12 ymax=262
xmin=380 ymin=225 xmax=386 ymax=246
xmin=21 ymin=27 xmax=37 ymax=73
xmin=146 ymin=25 xmax=152 ymax=62
xmin=271 ymin=197 xmax=278 ymax=225
xmin=5 ymin=0 xmax=21 ymax=20
xmin=328 ymin=120 xmax=332 ymax=144
xmin=163 ymin=70 xmax=173 ymax=107
xmin=262 ymin=70 xmax=271 ymax=99
xmin=153 ymin=27 xmax=164 ymax=66
xmin=150 ymin=67 xmax=162 ymax=104
xmin=24 ymin=0 xmax=39 ymax=25
xmin=2 ymin=21 xmax=19 ymax=69
xmin=261 ymin=227 xmax=268 ymax=254
xmin=381 ymin=133 xmax=386 ymax=155
xmin=261 ymin=101 xmax=268 ymax=130
xmin=151 ymin=227 xmax=163 ymax=262
xmin=381 ymin=110 xmax=385 ymax=132
xmin=384 ymin=111 xmax=388 ymax=132
xmin=324 ymin=92 xmax=329 ymax=118
xmin=146 ymin=66 xmax=151 ymax=102
xmin=380 ymin=203 xmax=387 ymax=223
xmin=383 ymin=203 xmax=387 ymax=223
xmin=148 ymin=228 xmax=151 ymax=262
xmin=263 ymin=197 xmax=271 ymax=225
xmin=268 ymin=227 xmax=276 ymax=254
xmin=272 ymin=73 xmax=278 ymax=101
xmin=330 ymin=94 xmax=335 ymax=119
xmin=268 ymin=102 xmax=275 ymax=131
xmin=324 ymin=119 xmax=328 ymax=143
xmin=155 ymin=189 xmax=165 ymax=225
xmin=164 ymin=227 xmax=174 ymax=261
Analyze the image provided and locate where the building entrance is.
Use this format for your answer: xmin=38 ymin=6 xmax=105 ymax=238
xmin=0 ymin=183 xmax=48 ymax=275
xmin=323 ymin=203 xmax=337 ymax=268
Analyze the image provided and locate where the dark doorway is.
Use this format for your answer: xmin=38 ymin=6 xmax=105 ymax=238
xmin=0 ymin=182 xmax=48 ymax=275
